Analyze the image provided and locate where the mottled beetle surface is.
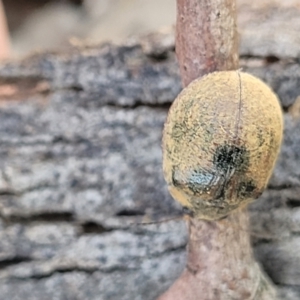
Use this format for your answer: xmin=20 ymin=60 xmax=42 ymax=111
xmin=163 ymin=71 xmax=283 ymax=220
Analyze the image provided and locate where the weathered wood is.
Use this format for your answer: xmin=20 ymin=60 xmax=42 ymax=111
xmin=0 ymin=2 xmax=299 ymax=299
xmin=238 ymin=0 xmax=300 ymax=58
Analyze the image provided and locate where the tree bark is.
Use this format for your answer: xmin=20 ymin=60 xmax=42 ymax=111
xmin=0 ymin=2 xmax=299 ymax=299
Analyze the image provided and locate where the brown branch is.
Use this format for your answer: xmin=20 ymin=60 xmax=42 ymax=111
xmin=158 ymin=210 xmax=277 ymax=299
xmin=176 ymin=0 xmax=239 ymax=86
xmin=159 ymin=0 xmax=279 ymax=299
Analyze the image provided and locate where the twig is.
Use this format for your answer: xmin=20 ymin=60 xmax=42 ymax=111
xmin=158 ymin=0 xmax=280 ymax=299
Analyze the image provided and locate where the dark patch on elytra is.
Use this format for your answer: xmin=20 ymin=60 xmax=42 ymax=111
xmin=187 ymin=182 xmax=201 ymax=195
xmin=213 ymin=144 xmax=249 ymax=173
xmin=238 ymin=179 xmax=257 ymax=198
xmin=215 ymin=184 xmax=226 ymax=200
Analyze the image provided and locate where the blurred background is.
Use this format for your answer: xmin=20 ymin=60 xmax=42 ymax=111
xmin=1 ymin=1 xmax=300 ymax=299
xmin=2 ymin=0 xmax=299 ymax=60
xmin=1 ymin=0 xmax=176 ymax=58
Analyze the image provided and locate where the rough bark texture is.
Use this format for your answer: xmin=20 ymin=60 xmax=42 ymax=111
xmin=238 ymin=0 xmax=300 ymax=58
xmin=0 ymin=2 xmax=300 ymax=300
xmin=176 ymin=0 xmax=239 ymax=86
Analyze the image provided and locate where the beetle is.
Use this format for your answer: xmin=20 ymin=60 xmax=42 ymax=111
xmin=162 ymin=71 xmax=283 ymax=220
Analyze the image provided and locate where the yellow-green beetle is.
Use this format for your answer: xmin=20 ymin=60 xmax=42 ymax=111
xmin=162 ymin=71 xmax=283 ymax=220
